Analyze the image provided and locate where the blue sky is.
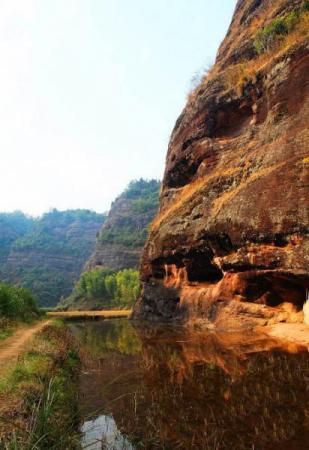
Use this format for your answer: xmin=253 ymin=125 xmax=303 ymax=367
xmin=0 ymin=0 xmax=236 ymax=216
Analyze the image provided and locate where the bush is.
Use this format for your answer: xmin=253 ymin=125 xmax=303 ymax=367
xmin=0 ymin=282 xmax=40 ymax=321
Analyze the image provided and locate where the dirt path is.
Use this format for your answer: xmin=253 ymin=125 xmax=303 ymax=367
xmin=0 ymin=320 xmax=51 ymax=374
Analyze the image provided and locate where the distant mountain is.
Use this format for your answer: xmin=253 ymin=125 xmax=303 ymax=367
xmin=0 ymin=212 xmax=35 ymax=266
xmin=0 ymin=209 xmax=105 ymax=306
xmin=59 ymin=179 xmax=161 ymax=310
xmin=85 ymin=179 xmax=161 ymax=272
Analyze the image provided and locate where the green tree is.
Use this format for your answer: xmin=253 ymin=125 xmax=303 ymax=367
xmin=64 ymin=267 xmax=140 ymax=309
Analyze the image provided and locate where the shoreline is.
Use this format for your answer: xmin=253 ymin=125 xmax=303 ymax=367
xmin=49 ymin=309 xmax=309 ymax=348
xmin=47 ymin=309 xmax=132 ymax=320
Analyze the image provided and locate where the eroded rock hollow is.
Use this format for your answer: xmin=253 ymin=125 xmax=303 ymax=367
xmin=133 ymin=0 xmax=309 ymax=327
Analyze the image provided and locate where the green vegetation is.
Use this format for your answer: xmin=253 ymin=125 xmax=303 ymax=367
xmin=0 ymin=212 xmax=34 ymax=266
xmin=70 ymin=320 xmax=141 ymax=357
xmin=122 ymin=178 xmax=160 ymax=213
xmin=98 ymin=179 xmax=160 ymax=248
xmin=0 ymin=282 xmax=40 ymax=340
xmin=0 ymin=322 xmax=80 ymax=449
xmin=220 ymin=2 xmax=309 ymax=96
xmin=0 ymin=319 xmax=14 ymax=340
xmin=254 ymin=3 xmax=309 ymax=54
xmin=99 ymin=225 xmax=149 ymax=248
xmin=0 ymin=181 xmax=159 ymax=308
xmin=0 ymin=282 xmax=40 ymax=322
xmin=11 ymin=209 xmax=104 ymax=256
xmin=0 ymin=209 xmax=105 ymax=306
xmin=61 ymin=267 xmax=140 ymax=310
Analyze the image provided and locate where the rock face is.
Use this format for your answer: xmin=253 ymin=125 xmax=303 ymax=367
xmin=133 ymin=0 xmax=309 ymax=328
xmin=86 ymin=179 xmax=161 ymax=272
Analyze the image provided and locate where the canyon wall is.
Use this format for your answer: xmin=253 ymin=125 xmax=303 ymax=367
xmin=133 ymin=0 xmax=309 ymax=327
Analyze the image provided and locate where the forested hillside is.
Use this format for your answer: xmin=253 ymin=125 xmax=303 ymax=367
xmin=85 ymin=179 xmax=161 ymax=271
xmin=0 ymin=212 xmax=34 ymax=266
xmin=60 ymin=179 xmax=160 ymax=310
xmin=0 ymin=210 xmax=105 ymax=306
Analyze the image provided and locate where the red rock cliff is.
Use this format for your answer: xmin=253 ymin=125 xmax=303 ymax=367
xmin=133 ymin=0 xmax=309 ymax=327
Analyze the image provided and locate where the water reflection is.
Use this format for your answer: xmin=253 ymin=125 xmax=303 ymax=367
xmin=69 ymin=319 xmax=309 ymax=450
xmin=81 ymin=415 xmax=134 ymax=450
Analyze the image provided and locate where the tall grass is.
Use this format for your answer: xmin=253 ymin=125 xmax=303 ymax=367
xmin=4 ymin=379 xmax=56 ymax=450
xmin=0 ymin=323 xmax=81 ymax=449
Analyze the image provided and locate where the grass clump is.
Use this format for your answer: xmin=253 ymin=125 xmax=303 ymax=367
xmin=0 ymin=322 xmax=81 ymax=449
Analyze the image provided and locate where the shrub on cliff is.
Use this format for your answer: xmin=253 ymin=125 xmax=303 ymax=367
xmin=254 ymin=5 xmax=308 ymax=54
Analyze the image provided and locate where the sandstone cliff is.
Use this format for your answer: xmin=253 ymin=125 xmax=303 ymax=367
xmin=133 ymin=0 xmax=309 ymax=328
xmin=85 ymin=179 xmax=160 ymax=272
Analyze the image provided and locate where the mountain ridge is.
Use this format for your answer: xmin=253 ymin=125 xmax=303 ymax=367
xmin=0 ymin=209 xmax=105 ymax=306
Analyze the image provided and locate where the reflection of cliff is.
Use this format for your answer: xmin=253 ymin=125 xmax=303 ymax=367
xmin=74 ymin=320 xmax=309 ymax=450
xmin=134 ymin=323 xmax=305 ymax=380
xmin=122 ymin=325 xmax=309 ymax=449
